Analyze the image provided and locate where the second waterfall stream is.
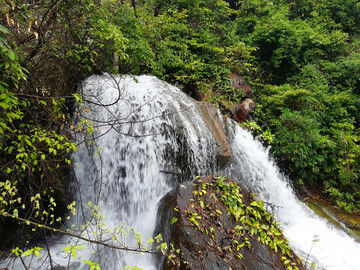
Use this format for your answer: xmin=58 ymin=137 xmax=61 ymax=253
xmin=67 ymin=74 xmax=360 ymax=269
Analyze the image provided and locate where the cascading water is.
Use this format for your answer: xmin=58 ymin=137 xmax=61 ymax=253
xmin=72 ymin=74 xmax=360 ymax=270
xmin=68 ymin=74 xmax=222 ymax=269
xmin=3 ymin=74 xmax=359 ymax=270
xmin=226 ymin=123 xmax=360 ymax=270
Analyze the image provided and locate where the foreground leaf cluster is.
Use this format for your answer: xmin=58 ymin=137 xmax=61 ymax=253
xmin=178 ymin=176 xmax=303 ymax=270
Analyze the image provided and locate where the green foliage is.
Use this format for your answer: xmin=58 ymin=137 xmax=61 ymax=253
xmin=1 ymin=0 xmax=255 ymax=114
xmin=215 ymin=177 xmax=293 ymax=257
xmin=88 ymin=0 xmax=255 ymax=103
xmin=63 ymin=245 xmax=86 ymax=259
xmin=0 ymin=24 xmax=77 ymax=230
xmin=0 ymin=24 xmax=26 ymax=142
xmin=240 ymin=120 xmax=274 ymax=144
xmin=181 ymin=176 xmax=303 ymax=269
xmin=124 ymin=266 xmax=143 ymax=270
xmin=21 ymin=247 xmax=42 ymax=258
xmin=242 ymin=4 xmax=348 ymax=83
xmin=320 ymin=53 xmax=360 ymax=95
xmin=254 ymin=74 xmax=360 ymax=211
xmin=0 ymin=24 xmax=27 ymax=87
xmin=237 ymin=2 xmax=359 ymax=197
xmin=83 ymin=259 xmax=101 ymax=270
xmin=284 ymin=0 xmax=360 ymax=36
xmin=0 ymin=14 xmax=82 ymax=257
xmin=272 ymin=110 xmax=329 ymax=183
xmin=142 ymin=1 xmax=255 ymax=97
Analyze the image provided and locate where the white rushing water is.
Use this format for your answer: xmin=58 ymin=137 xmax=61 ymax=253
xmin=73 ymin=74 xmax=360 ymax=270
xmin=227 ymin=123 xmax=360 ymax=270
xmin=3 ymin=74 xmax=359 ymax=270
xmin=68 ymin=74 xmax=221 ymax=269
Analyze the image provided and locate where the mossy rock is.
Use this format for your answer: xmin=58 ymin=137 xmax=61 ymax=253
xmin=155 ymin=176 xmax=304 ymax=270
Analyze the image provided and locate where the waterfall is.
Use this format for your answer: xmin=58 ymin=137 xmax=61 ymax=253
xmin=72 ymin=74 xmax=360 ymax=270
xmin=3 ymin=74 xmax=359 ymax=269
xmin=68 ymin=74 xmax=222 ymax=269
xmin=226 ymin=122 xmax=360 ymax=270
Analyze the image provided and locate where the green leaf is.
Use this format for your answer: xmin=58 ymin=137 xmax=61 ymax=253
xmin=75 ymin=245 xmax=86 ymax=250
xmin=8 ymin=50 xmax=16 ymax=61
xmin=34 ymin=250 xmax=40 ymax=258
xmin=258 ymin=200 xmax=264 ymax=208
xmin=0 ymin=25 xmax=9 ymax=34
xmin=0 ymin=102 xmax=10 ymax=109
xmin=250 ymin=201 xmax=258 ymax=207
xmin=21 ymin=249 xmax=33 ymax=257
xmin=171 ymin=217 xmax=178 ymax=224
xmin=71 ymin=247 xmax=76 ymax=259
xmin=199 ymin=200 xmax=204 ymax=208
xmin=11 ymin=247 xmax=22 ymax=256
xmin=82 ymin=259 xmax=93 ymax=266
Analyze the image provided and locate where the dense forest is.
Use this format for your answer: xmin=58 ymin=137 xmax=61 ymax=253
xmin=0 ymin=0 xmax=360 ymax=263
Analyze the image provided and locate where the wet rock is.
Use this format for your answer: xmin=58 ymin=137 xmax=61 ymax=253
xmin=197 ymin=102 xmax=232 ymax=164
xmin=52 ymin=266 xmax=66 ymax=270
xmin=304 ymin=197 xmax=360 ymax=241
xmin=233 ymin=98 xmax=256 ymax=123
xmin=229 ymin=73 xmax=254 ymax=99
xmin=155 ymin=176 xmax=304 ymax=270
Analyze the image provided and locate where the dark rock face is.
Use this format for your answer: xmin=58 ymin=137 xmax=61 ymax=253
xmin=233 ymin=98 xmax=256 ymax=123
xmin=228 ymin=73 xmax=256 ymax=123
xmin=155 ymin=177 xmax=304 ymax=270
xmin=229 ymin=73 xmax=254 ymax=99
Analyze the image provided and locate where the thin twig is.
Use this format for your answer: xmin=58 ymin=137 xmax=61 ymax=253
xmin=0 ymin=212 xmax=162 ymax=256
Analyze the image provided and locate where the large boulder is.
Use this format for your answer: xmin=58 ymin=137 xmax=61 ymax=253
xmin=228 ymin=74 xmax=256 ymax=123
xmin=155 ymin=176 xmax=304 ymax=270
xmin=229 ymin=73 xmax=254 ymax=99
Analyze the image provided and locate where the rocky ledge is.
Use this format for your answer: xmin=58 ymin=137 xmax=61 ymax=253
xmin=155 ymin=176 xmax=304 ymax=270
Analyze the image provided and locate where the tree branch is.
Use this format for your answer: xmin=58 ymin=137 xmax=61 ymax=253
xmin=0 ymin=211 xmax=162 ymax=256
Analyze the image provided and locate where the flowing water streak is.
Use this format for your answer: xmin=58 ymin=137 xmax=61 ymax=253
xmin=227 ymin=122 xmax=360 ymax=270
